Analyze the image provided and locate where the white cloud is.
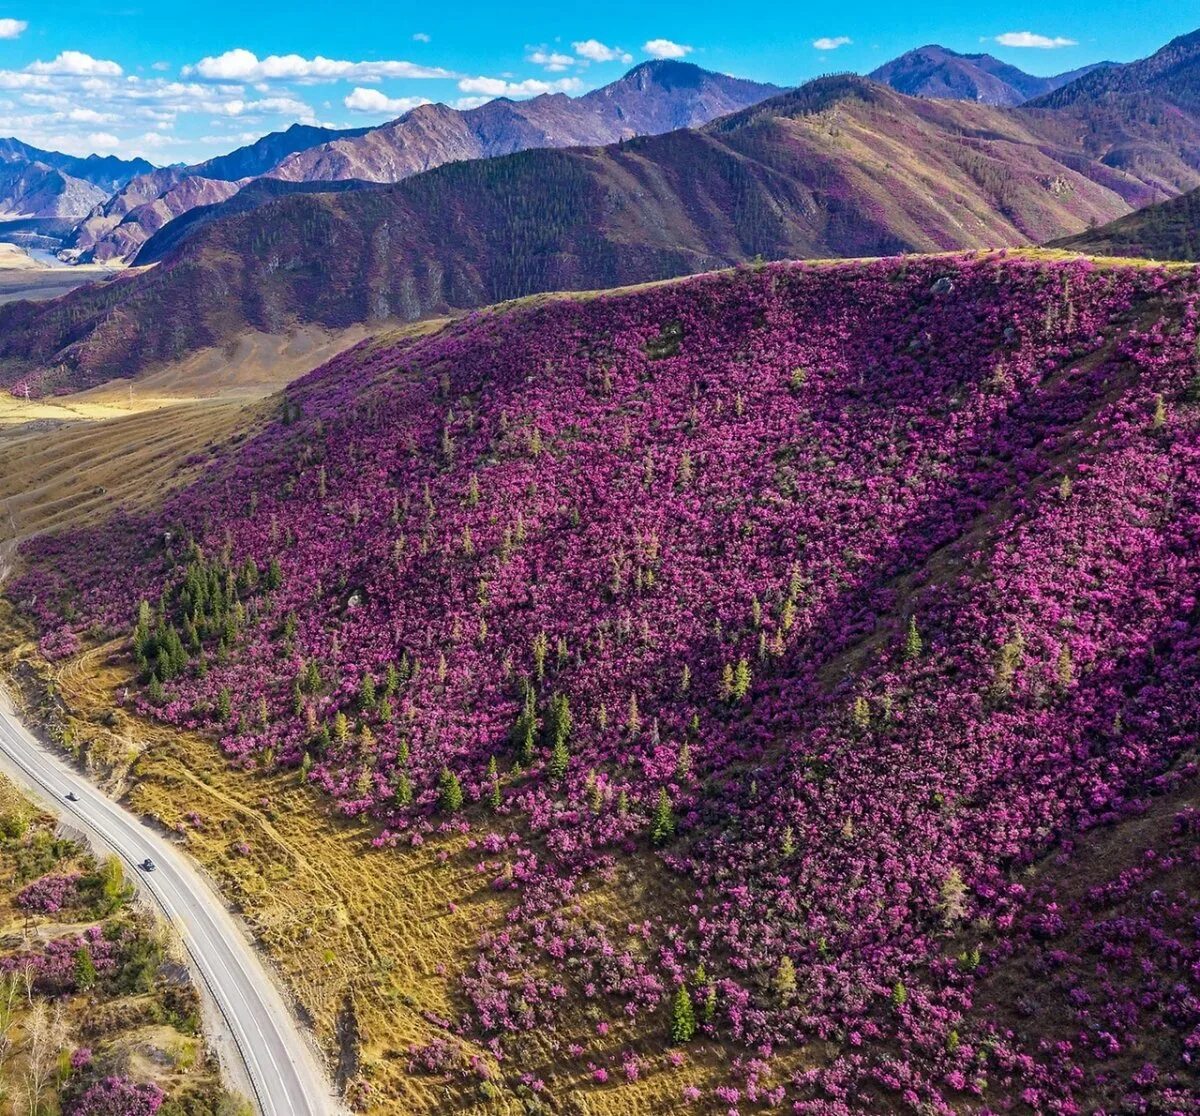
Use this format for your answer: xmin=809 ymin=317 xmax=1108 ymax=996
xmin=204 ymin=94 xmax=315 ymax=119
xmin=412 ymin=32 xmax=431 ymax=43
xmin=134 ymin=130 xmax=181 ymax=148
xmin=454 ymin=95 xmax=492 ymax=110
xmin=457 ymin=75 xmax=582 ymax=98
xmin=86 ymin=131 xmax=121 ymax=150
xmin=573 ymin=39 xmax=633 ymax=64
xmin=344 ymin=87 xmax=431 ymax=114
xmin=151 ymin=61 xmax=171 ymax=72
xmin=528 ymin=48 xmax=575 ymax=72
xmin=813 ymin=36 xmax=853 ymax=51
xmin=26 ymin=51 xmax=123 ymax=77
xmin=185 ymin=49 xmax=454 ymax=83
xmin=0 ymin=18 xmax=26 ymax=39
xmin=66 ymin=107 xmax=117 ymax=124
xmin=995 ymin=31 xmax=1078 ymax=49
xmin=642 ymin=39 xmax=692 ymax=60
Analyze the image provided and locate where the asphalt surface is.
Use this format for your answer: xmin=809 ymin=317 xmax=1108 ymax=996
xmin=0 ymin=689 xmax=338 ymax=1115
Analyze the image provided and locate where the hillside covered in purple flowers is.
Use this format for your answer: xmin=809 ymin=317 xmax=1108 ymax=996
xmin=15 ymin=254 xmax=1200 ymax=1113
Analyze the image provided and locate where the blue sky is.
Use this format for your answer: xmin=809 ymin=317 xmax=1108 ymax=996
xmin=0 ymin=1 xmax=1194 ymax=165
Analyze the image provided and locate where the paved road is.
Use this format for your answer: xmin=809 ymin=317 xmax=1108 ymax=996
xmin=0 ymin=690 xmax=338 ymax=1116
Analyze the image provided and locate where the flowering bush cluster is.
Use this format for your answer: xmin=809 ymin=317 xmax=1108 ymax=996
xmin=17 ymin=254 xmax=1200 ymax=1110
xmin=66 ymin=1075 xmax=165 ymax=1116
xmin=1 ymin=925 xmax=122 ymax=994
xmin=15 ymin=871 xmax=83 ymax=913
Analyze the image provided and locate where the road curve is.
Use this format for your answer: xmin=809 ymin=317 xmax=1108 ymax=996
xmin=0 ymin=689 xmax=339 ymax=1116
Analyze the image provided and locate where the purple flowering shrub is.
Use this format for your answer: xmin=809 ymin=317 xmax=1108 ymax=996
xmin=16 ymin=254 xmax=1200 ymax=1110
xmin=1 ymin=925 xmax=122 ymax=994
xmin=16 ymin=871 xmax=83 ymax=913
xmin=66 ymin=1075 xmax=165 ymax=1116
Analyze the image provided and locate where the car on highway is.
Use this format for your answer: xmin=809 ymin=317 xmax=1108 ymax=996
xmin=65 ymin=791 xmax=78 ymax=802
xmin=140 ymin=858 xmax=156 ymax=872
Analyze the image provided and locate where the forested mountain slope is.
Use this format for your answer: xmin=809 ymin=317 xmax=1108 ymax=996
xmin=7 ymin=75 xmax=1200 ymax=396
xmin=14 ymin=254 xmax=1200 ymax=1113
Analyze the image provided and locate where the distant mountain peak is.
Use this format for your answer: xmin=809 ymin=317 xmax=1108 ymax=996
xmin=870 ymin=44 xmax=1110 ymax=107
xmin=0 ymin=138 xmax=152 ymax=219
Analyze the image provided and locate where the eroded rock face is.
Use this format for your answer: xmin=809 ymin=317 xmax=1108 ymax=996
xmin=66 ymin=175 xmax=244 ymax=264
xmin=0 ymin=141 xmax=152 ymax=221
xmin=0 ymin=162 xmax=108 ymax=219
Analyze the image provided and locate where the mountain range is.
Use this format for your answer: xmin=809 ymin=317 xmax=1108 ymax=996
xmin=869 ymin=45 xmax=1112 ymax=107
xmin=0 ymin=139 xmax=152 ymax=219
xmin=8 ymin=44 xmax=1166 ymax=263
xmin=8 ymin=30 xmax=1200 ymax=394
xmin=68 ymin=62 xmax=781 ymax=265
xmin=62 ymin=122 xmax=374 ymax=263
xmin=10 ymin=20 xmax=1200 ymax=395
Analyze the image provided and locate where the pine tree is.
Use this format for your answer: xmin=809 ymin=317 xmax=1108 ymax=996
xmin=392 ymin=771 xmax=413 ymax=807
xmin=903 ymin=616 xmax=923 ymax=661
xmin=626 ymin=693 xmax=641 ymax=736
xmin=438 ymin=768 xmax=463 ymax=813
xmin=512 ymin=683 xmax=538 ymax=765
xmin=547 ymin=693 xmax=572 ymax=751
xmin=781 ymin=824 xmax=795 ymax=857
xmin=670 ymin=985 xmax=696 ymax=1043
xmin=991 ymin=629 xmax=1026 ymax=700
xmin=532 ymin=630 xmax=548 ymax=682
xmin=775 ymin=956 xmax=797 ymax=1001
xmin=74 ymin=947 xmax=97 ymax=992
xmin=1151 ymin=393 xmax=1167 ymax=431
xmin=548 ymin=735 xmax=569 ymax=783
xmin=651 ymin=788 xmax=675 ymax=846
xmin=732 ymin=657 xmax=752 ymax=701
xmin=333 ymin=712 xmax=349 ymax=745
xmin=359 ymin=673 xmax=377 ymax=709
xmin=216 ymin=688 xmax=232 ymax=722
